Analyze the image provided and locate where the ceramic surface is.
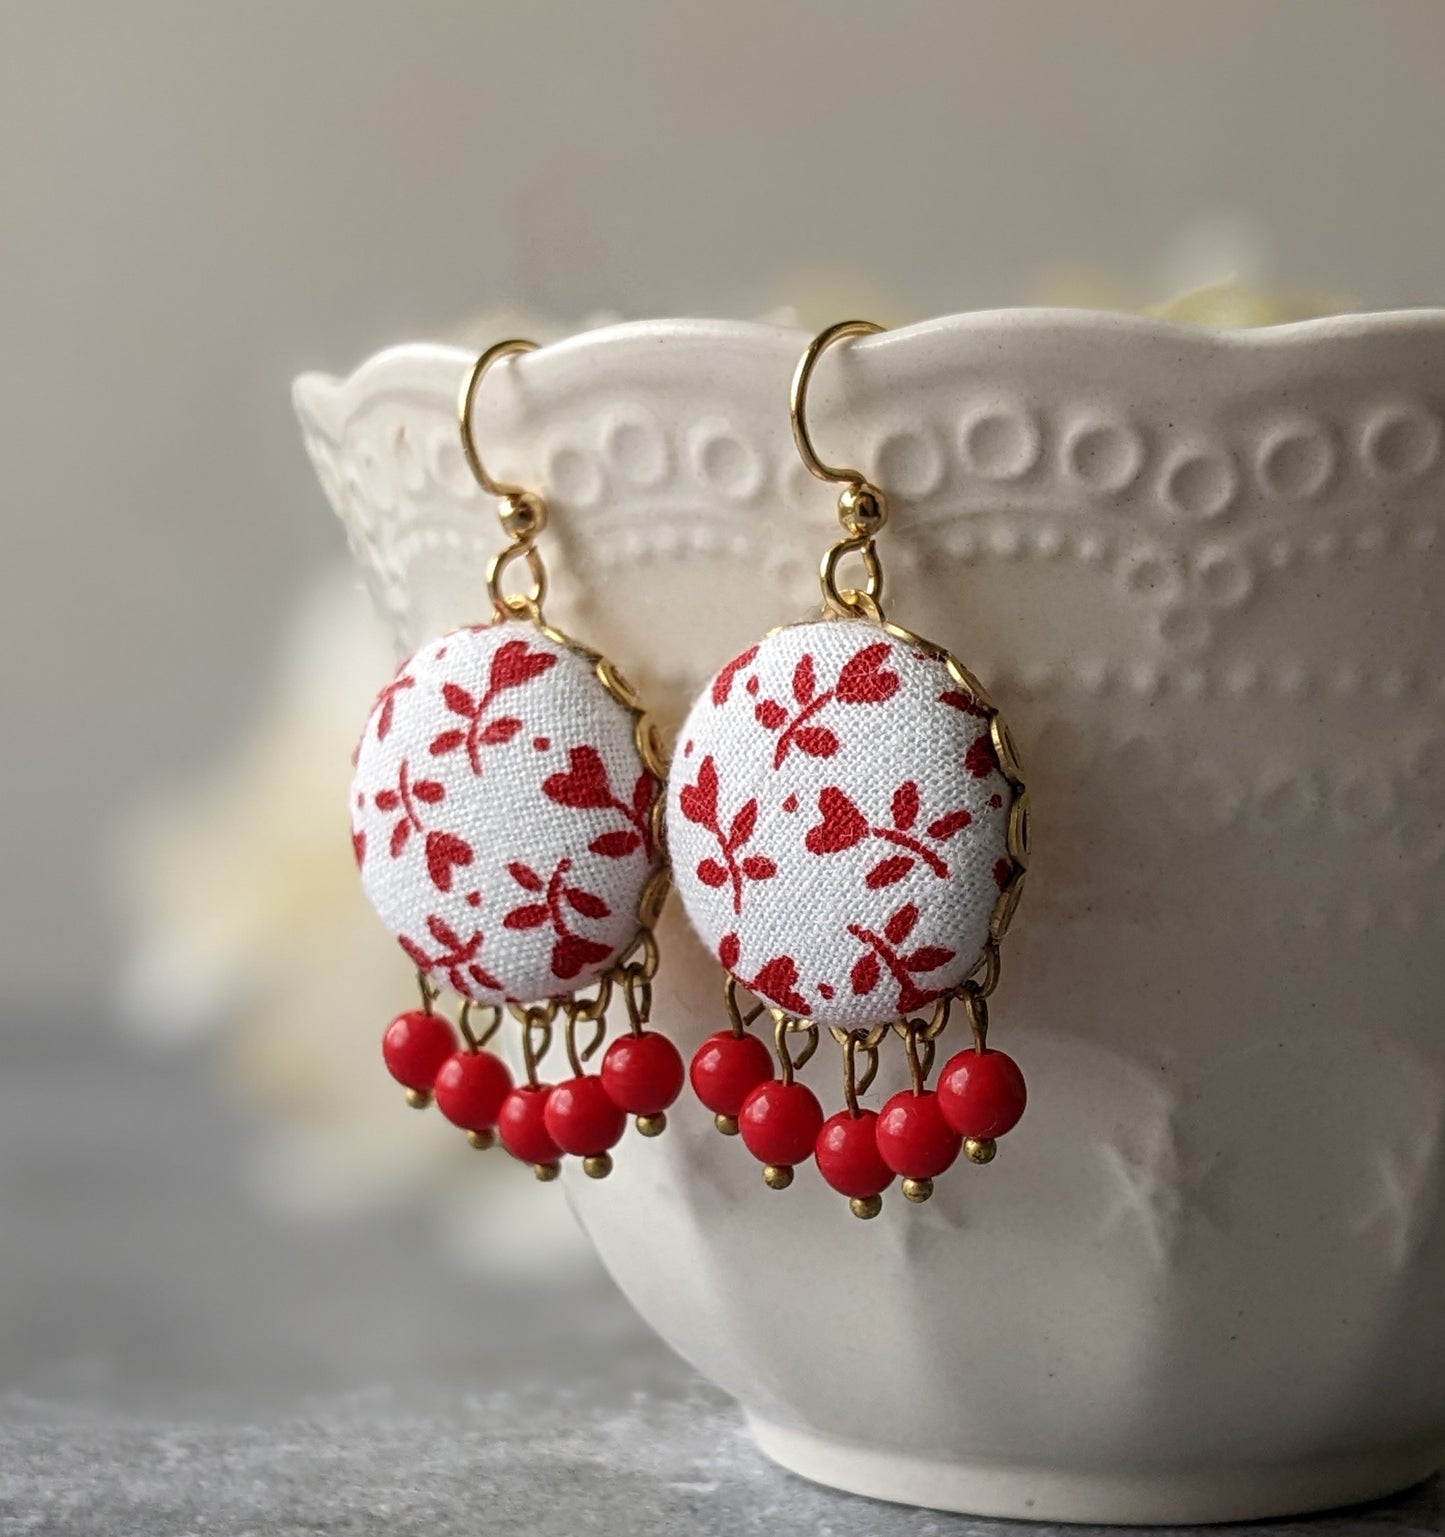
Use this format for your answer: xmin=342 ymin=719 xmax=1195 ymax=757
xmin=294 ymin=310 xmax=1445 ymax=1523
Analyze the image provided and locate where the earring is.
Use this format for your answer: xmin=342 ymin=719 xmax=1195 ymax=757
xmin=352 ymin=340 xmax=676 ymax=1180
xmin=669 ymin=321 xmax=1031 ymax=1217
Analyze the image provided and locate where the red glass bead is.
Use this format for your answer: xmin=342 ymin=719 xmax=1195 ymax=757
xmin=815 ymin=1109 xmax=895 ymax=1199
xmin=937 ymin=1048 xmax=1028 ymax=1139
xmin=689 ymin=1030 xmax=775 ymax=1117
xmin=875 ymin=1089 xmax=963 ymax=1179
xmin=544 ymin=1074 xmax=628 ymax=1156
xmin=382 ymin=1010 xmax=458 ymax=1092
xmin=601 ymin=1031 xmax=685 ymax=1115
xmin=497 ymin=1084 xmax=562 ymax=1166
xmin=433 ymin=1049 xmax=513 ymax=1132
xmin=738 ymin=1079 xmax=824 ymax=1168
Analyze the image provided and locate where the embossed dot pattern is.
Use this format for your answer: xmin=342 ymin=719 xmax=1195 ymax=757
xmin=959 ymin=405 xmax=1041 ymax=481
xmin=1064 ymin=419 xmax=1145 ymax=493
xmin=1257 ymin=424 xmax=1337 ymax=500
xmin=872 ymin=428 xmax=945 ymax=499
xmin=1362 ymin=405 xmax=1443 ymax=482
xmin=602 ymin=414 xmax=670 ymax=489
xmin=689 ymin=420 xmax=762 ymax=502
xmin=546 ymin=443 xmax=605 ymax=508
xmin=1161 ymin=449 xmax=1238 ymax=521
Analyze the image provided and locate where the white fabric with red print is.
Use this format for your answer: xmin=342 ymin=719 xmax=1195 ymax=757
xmin=351 ymin=623 xmax=659 ymax=1005
xmin=668 ymin=617 xmax=1014 ymax=1030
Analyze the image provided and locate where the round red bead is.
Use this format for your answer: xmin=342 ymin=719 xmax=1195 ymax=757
xmin=601 ymin=1031 xmax=685 ymax=1115
xmin=544 ymin=1074 xmax=628 ymax=1157
xmin=497 ymin=1084 xmax=561 ymax=1166
xmin=815 ymin=1109 xmax=895 ymax=1199
xmin=738 ymin=1079 xmax=824 ymax=1168
xmin=382 ymin=1010 xmax=458 ymax=1092
xmin=937 ymin=1048 xmax=1028 ymax=1139
xmin=875 ymin=1089 xmax=963 ymax=1179
xmin=433 ymin=1049 xmax=513 ymax=1132
xmin=689 ymin=1029 xmax=775 ymax=1118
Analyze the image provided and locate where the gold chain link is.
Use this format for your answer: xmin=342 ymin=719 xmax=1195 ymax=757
xmin=771 ymin=1011 xmax=819 ymax=1085
xmin=819 ymin=532 xmax=885 ymax=621
xmin=838 ymin=1027 xmax=882 ymax=1114
xmin=513 ymin=1003 xmax=557 ymax=1087
xmin=896 ymin=1018 xmax=937 ymax=1091
xmin=457 ymin=1000 xmax=502 ymax=1053
xmin=486 ymin=525 xmax=548 ymax=623
xmin=723 ymin=975 xmax=767 ymax=1038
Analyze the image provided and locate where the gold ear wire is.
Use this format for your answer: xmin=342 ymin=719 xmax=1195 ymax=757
xmin=789 ymin=319 xmax=885 ymax=489
xmin=790 ymin=320 xmax=892 ymax=618
xmin=458 ymin=338 xmax=539 ymax=498
xmin=458 ymin=338 xmax=553 ymax=621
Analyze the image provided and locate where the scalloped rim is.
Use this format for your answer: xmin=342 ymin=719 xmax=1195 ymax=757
xmin=294 ymin=306 xmax=1445 ymax=434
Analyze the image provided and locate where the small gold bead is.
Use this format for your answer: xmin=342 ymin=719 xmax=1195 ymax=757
xmin=964 ymin=1137 xmax=997 ymax=1165
xmin=838 ymin=483 xmax=887 ymax=537
xmin=465 ymin=1129 xmax=495 ymax=1151
xmin=636 ymin=1113 xmax=666 ymax=1138
xmin=499 ymin=491 xmax=546 ymax=540
xmin=902 ymin=1177 xmax=934 ymax=1203
xmin=582 ymin=1153 xmax=614 ymax=1179
xmin=404 ymin=1088 xmax=431 ymax=1110
xmin=849 ymin=1194 xmax=883 ymax=1220
xmin=715 ymin=1113 xmax=739 ymax=1136
xmin=533 ymin=1161 xmax=561 ymax=1182
xmin=762 ymin=1164 xmax=794 ymax=1190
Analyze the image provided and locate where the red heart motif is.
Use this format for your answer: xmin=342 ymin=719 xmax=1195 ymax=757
xmin=836 ymin=642 xmax=901 ymax=704
xmin=543 ymin=745 xmax=614 ymax=809
xmin=489 ymin=639 xmax=557 ymax=693
xmin=753 ymin=955 xmax=811 ymax=1016
xmin=805 ymin=787 xmax=868 ymax=854
xmin=424 ymin=830 xmax=474 ymax=892
xmin=711 ymin=645 xmax=759 ymax=707
xmin=552 ymin=933 xmax=614 ymax=981
xmin=678 ymin=756 xmax=720 ymax=827
xmin=965 ymin=733 xmax=998 ymax=779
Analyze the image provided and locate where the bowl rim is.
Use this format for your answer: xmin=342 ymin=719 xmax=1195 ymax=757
xmin=294 ymin=305 xmax=1445 ymax=424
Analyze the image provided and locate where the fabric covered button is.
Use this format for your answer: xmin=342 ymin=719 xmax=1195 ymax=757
xmin=669 ymin=617 xmax=1015 ymax=1029
xmin=352 ymin=623 xmax=661 ymax=1004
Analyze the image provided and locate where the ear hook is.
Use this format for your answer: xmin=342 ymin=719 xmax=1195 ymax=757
xmin=458 ymin=338 xmax=539 ymax=499
xmin=791 ymin=320 xmax=891 ymax=617
xmin=789 ymin=319 xmax=886 ymax=489
xmin=459 ymin=338 xmax=551 ymax=619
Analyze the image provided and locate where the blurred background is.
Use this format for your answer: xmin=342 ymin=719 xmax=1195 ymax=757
xmin=3 ymin=0 xmax=1445 ymax=1426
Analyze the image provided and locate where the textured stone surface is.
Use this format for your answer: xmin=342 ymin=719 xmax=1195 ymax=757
xmin=0 ymin=1024 xmax=1441 ymax=1535
xmin=1 ymin=1383 xmax=1442 ymax=1537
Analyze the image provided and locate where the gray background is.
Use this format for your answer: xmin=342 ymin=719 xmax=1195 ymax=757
xmin=6 ymin=0 xmax=1445 ymax=1008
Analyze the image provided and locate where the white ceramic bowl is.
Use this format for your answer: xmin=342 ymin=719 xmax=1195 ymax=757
xmin=295 ymin=312 xmax=1445 ymax=1523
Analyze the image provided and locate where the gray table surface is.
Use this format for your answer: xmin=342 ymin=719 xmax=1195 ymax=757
xmin=2 ymin=1024 xmax=1440 ymax=1536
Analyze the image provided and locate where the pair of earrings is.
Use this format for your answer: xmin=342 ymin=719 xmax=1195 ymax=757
xmin=350 ymin=322 xmax=1031 ymax=1218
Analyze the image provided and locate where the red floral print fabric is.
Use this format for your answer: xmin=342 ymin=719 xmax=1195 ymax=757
xmin=668 ymin=617 xmax=1014 ymax=1028
xmin=351 ymin=624 xmax=659 ymax=1004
